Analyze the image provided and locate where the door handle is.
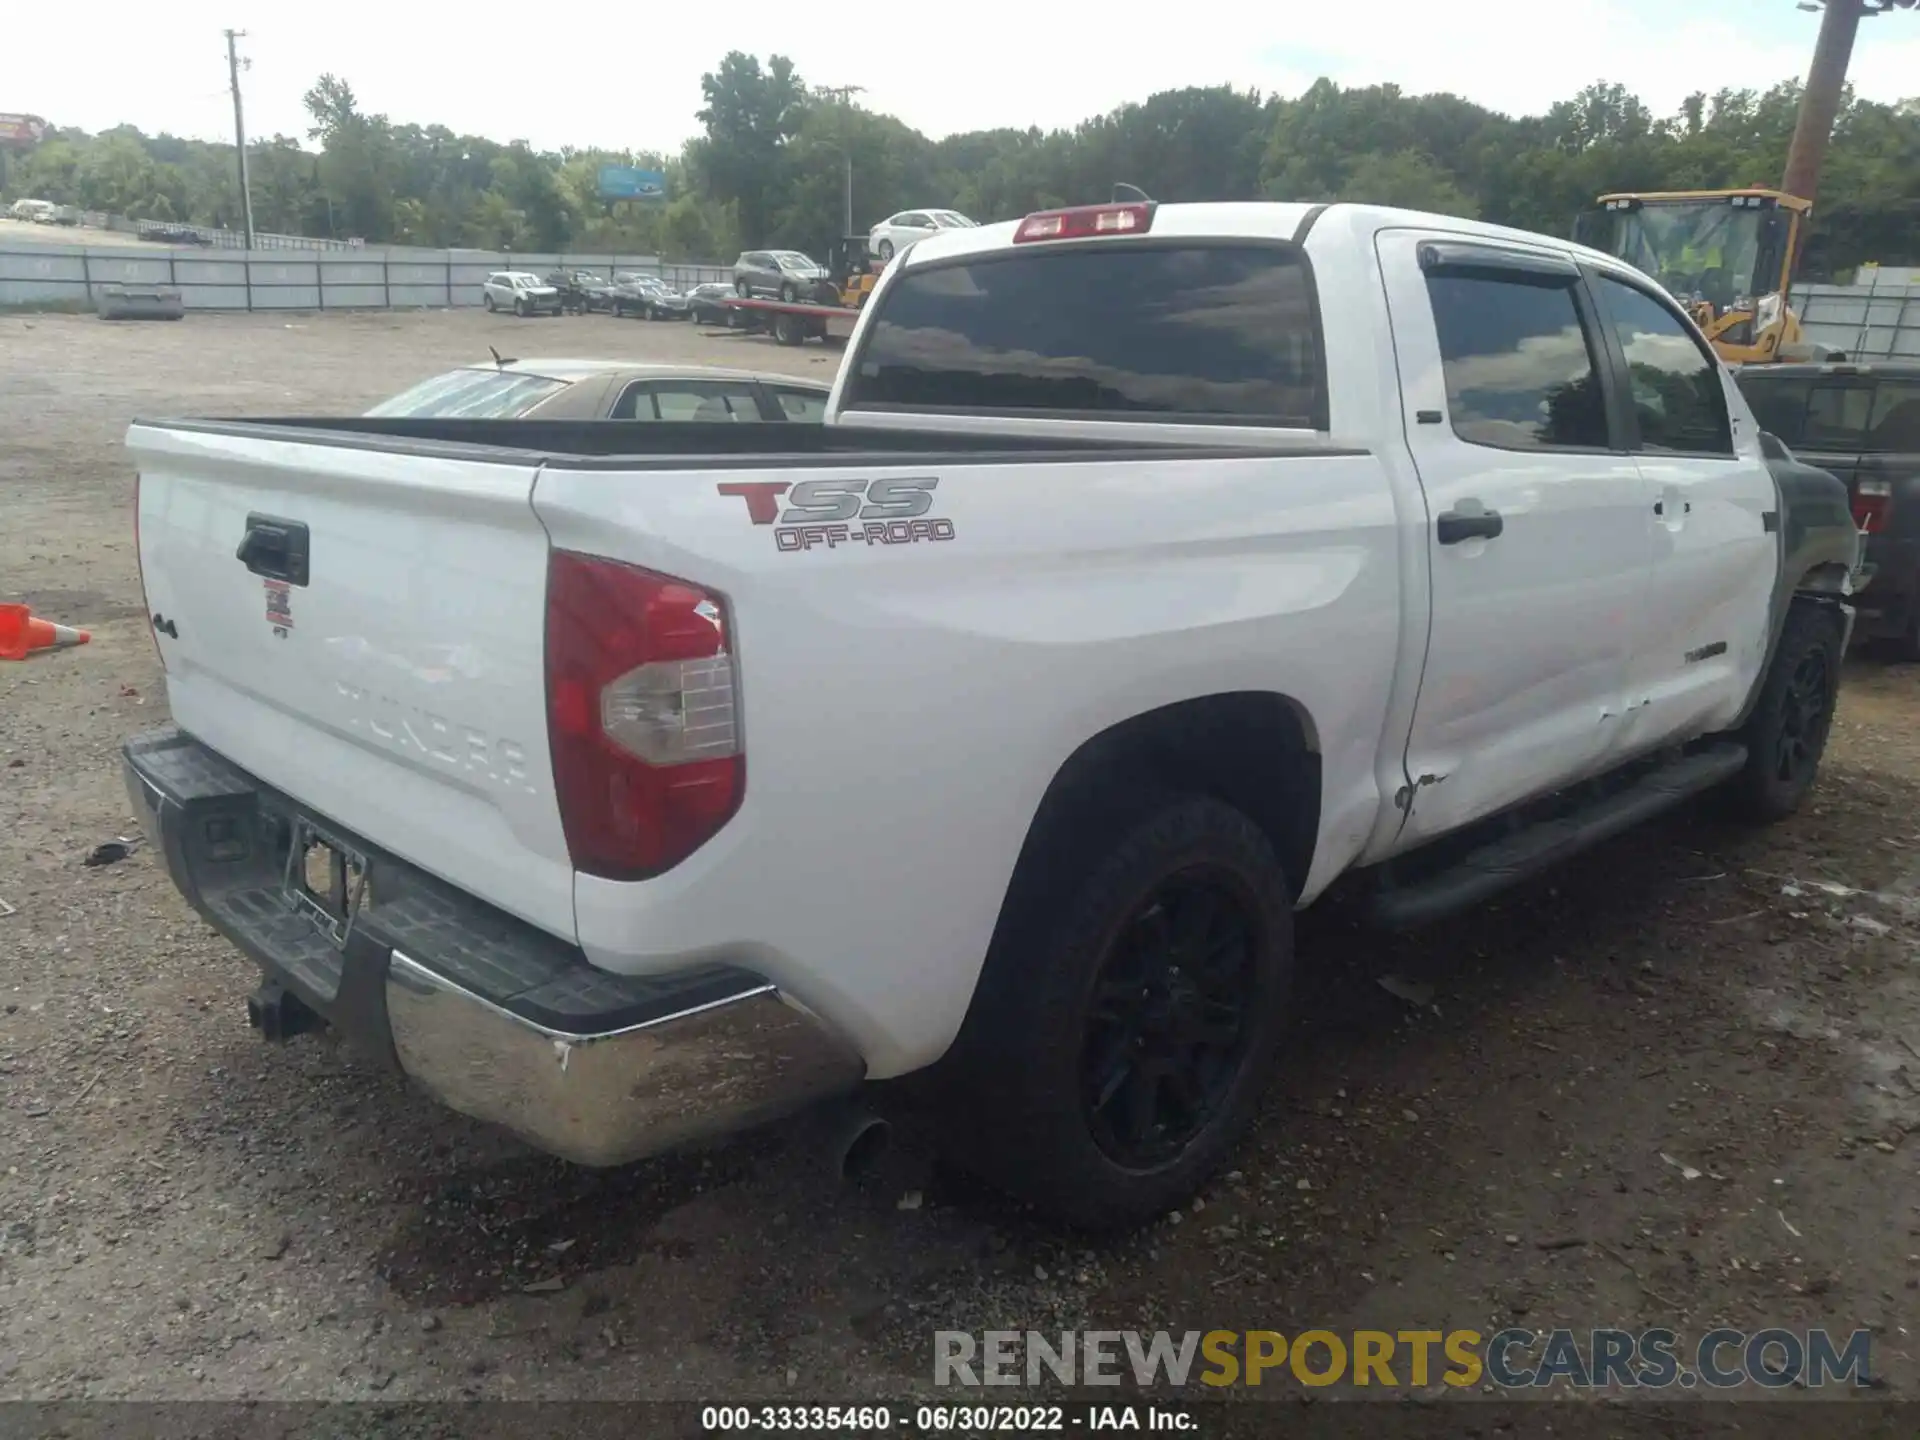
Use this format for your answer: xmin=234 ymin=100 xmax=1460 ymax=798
xmin=1436 ymin=506 xmax=1504 ymax=544
xmin=235 ymin=513 xmax=310 ymax=586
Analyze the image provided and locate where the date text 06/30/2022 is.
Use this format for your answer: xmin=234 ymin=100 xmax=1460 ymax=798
xmin=701 ymin=1405 xmax=1194 ymax=1432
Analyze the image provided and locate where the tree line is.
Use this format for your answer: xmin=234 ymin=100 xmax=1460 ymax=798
xmin=4 ymin=53 xmax=1916 ymax=276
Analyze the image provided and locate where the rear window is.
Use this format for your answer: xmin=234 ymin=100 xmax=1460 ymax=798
xmin=1737 ymin=376 xmax=1920 ymax=453
xmin=366 ymin=369 xmax=568 ymax=420
xmin=846 ymin=244 xmax=1323 ymax=426
xmin=1737 ymin=376 xmax=1811 ymax=447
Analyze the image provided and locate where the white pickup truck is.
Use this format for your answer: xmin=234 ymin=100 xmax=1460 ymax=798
xmin=123 ymin=200 xmax=1860 ymax=1228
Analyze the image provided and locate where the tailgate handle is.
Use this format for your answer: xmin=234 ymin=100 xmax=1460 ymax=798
xmin=236 ymin=514 xmax=310 ymax=587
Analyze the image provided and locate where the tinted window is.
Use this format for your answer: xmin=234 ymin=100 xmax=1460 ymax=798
xmin=848 ymin=245 xmax=1323 ymax=424
xmin=1595 ymin=275 xmax=1732 ymax=455
xmin=1867 ymin=380 xmax=1920 ymax=452
xmin=1425 ymin=273 xmax=1608 ymax=450
xmin=1737 ymin=375 xmax=1810 ymax=447
xmin=771 ymin=388 xmax=828 ymax=421
xmin=1804 ymin=384 xmax=1874 ymax=449
xmin=615 ymin=381 xmax=764 ymax=422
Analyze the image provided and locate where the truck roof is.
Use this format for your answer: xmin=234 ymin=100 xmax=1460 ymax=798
xmin=893 ymin=200 xmax=1630 ymax=276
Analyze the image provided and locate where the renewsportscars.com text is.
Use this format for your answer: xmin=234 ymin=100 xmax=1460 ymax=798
xmin=934 ymin=1327 xmax=1876 ymax=1391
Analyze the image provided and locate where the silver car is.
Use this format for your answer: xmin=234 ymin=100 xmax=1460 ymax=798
xmin=366 ymin=358 xmax=832 ymax=422
xmin=732 ymin=250 xmax=829 ymax=302
xmin=481 ymin=271 xmax=564 ymax=317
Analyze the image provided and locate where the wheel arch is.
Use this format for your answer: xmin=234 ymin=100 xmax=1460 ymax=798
xmin=990 ymin=691 xmax=1323 ymax=944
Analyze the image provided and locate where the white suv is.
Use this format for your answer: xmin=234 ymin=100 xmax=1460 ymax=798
xmin=482 ymin=271 xmax=563 ymax=317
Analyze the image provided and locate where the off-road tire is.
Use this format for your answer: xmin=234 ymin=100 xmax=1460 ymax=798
xmin=943 ymin=793 xmax=1293 ymax=1230
xmin=1725 ymin=599 xmax=1845 ymax=822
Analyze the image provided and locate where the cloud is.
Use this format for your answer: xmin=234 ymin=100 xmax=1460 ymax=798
xmin=8 ymin=0 xmax=1918 ymax=154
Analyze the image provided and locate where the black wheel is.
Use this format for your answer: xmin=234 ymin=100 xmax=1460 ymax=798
xmin=779 ymin=282 xmax=798 ymax=303
xmin=513 ymin=297 xmax=526 ymax=317
xmin=772 ymin=313 xmax=805 ymax=346
xmin=484 ymin=293 xmax=495 ymax=312
xmin=877 ymin=238 xmax=894 ymax=261
xmin=725 ymin=308 xmax=742 ymax=329
xmin=1725 ymin=600 xmax=1844 ymax=822
xmin=943 ymin=794 xmax=1293 ymax=1229
xmin=735 ymin=277 xmax=750 ymax=297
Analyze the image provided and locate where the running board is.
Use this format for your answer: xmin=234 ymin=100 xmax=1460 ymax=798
xmin=1367 ymin=742 xmax=1748 ymax=931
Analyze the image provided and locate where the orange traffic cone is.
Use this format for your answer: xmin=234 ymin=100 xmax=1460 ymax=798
xmin=0 ymin=603 xmax=91 ymax=661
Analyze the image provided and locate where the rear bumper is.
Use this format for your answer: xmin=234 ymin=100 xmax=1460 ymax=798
xmin=122 ymin=725 xmax=863 ymax=1166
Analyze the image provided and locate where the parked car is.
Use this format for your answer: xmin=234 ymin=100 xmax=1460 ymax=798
xmin=124 ymin=199 xmax=1858 ymax=1230
xmin=482 ymin=271 xmax=564 ymax=317
xmin=1738 ymin=360 xmax=1920 ymax=657
xmin=867 ymin=208 xmax=976 ymax=261
xmin=8 ymin=198 xmax=58 ymax=223
xmin=733 ymin=250 xmax=830 ymax=301
xmin=612 ymin=274 xmax=690 ymax=320
xmin=364 ymin=358 xmax=831 ymax=422
xmin=138 ymin=222 xmax=207 ymax=245
xmin=686 ymin=281 xmax=743 ymax=327
xmin=544 ymin=270 xmax=617 ymax=314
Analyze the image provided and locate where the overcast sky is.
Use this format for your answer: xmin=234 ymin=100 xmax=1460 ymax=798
xmin=8 ymin=0 xmax=1919 ymax=155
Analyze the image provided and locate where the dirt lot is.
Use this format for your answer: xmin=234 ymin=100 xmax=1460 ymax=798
xmin=1 ymin=308 xmax=1917 ymax=1422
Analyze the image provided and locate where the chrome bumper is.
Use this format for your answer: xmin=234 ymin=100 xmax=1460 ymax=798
xmin=123 ymin=725 xmax=864 ymax=1168
xmin=385 ymin=956 xmax=863 ymax=1166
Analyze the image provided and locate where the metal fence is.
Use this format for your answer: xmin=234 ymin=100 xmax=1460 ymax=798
xmin=0 ymin=241 xmax=733 ymax=311
xmin=1798 ymin=278 xmax=1920 ymax=361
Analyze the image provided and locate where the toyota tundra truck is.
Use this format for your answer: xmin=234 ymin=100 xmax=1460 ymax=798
xmin=122 ymin=200 xmax=1860 ymax=1228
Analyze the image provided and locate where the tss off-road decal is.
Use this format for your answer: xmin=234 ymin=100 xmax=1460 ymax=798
xmin=718 ymin=478 xmax=955 ymax=552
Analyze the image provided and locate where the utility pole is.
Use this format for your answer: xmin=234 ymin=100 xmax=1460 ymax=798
xmin=818 ymin=84 xmax=865 ymax=237
xmin=224 ymin=28 xmax=256 ymax=250
xmin=1782 ymin=0 xmax=1914 ymax=205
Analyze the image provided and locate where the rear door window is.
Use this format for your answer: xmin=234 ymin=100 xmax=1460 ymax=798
xmin=769 ymin=387 xmax=828 ymax=421
xmin=846 ymin=243 xmax=1324 ymax=426
xmin=615 ymin=381 xmax=765 ymax=422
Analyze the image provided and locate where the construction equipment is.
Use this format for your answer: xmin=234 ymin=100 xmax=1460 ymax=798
xmin=814 ymin=235 xmax=883 ymax=310
xmin=1575 ymin=188 xmax=1821 ymax=365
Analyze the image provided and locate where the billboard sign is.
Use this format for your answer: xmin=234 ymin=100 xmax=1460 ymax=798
xmin=598 ymin=166 xmax=665 ymax=200
xmin=0 ymin=113 xmax=49 ymax=148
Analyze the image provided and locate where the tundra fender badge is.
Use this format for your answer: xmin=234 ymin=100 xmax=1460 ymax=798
xmin=718 ymin=477 xmax=956 ymax=553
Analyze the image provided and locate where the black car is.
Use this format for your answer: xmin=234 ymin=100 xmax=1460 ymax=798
xmin=1738 ymin=361 xmax=1920 ymax=657
xmin=544 ymin=270 xmax=617 ymax=315
xmin=687 ymin=282 xmax=743 ymax=327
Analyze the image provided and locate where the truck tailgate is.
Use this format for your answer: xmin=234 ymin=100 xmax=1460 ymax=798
xmin=129 ymin=422 xmax=576 ymax=942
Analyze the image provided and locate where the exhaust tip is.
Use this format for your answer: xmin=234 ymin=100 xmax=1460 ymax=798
xmin=836 ymin=1114 xmax=892 ymax=1183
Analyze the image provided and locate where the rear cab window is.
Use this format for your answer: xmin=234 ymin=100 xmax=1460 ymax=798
xmin=366 ymin=368 xmax=568 ymax=419
xmin=844 ymin=242 xmax=1325 ymax=428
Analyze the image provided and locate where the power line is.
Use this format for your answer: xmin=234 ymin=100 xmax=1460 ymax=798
xmin=224 ymin=29 xmax=256 ymax=250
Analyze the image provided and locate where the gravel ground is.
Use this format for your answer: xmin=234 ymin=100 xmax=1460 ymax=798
xmin=1 ymin=308 xmax=1917 ymax=1419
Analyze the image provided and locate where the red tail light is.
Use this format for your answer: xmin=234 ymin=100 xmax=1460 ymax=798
xmin=545 ymin=551 xmax=742 ymax=880
xmin=1852 ymin=479 xmax=1892 ymax=535
xmin=1014 ymin=203 xmax=1155 ymax=244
